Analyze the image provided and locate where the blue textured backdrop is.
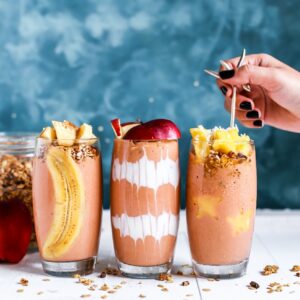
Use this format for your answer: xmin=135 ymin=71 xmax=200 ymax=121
xmin=0 ymin=0 xmax=299 ymax=208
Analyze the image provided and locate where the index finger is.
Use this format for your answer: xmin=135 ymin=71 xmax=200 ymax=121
xmin=221 ymin=53 xmax=287 ymax=70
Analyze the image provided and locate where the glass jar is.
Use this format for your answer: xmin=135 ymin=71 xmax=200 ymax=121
xmin=0 ymin=132 xmax=37 ymax=250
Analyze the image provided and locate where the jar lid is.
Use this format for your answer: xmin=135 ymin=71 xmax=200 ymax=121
xmin=0 ymin=132 xmax=37 ymax=155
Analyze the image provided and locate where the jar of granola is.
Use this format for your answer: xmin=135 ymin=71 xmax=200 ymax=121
xmin=0 ymin=132 xmax=37 ymax=250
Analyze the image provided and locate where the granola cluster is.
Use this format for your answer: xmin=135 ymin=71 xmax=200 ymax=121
xmin=0 ymin=155 xmax=36 ymax=248
xmin=38 ymin=143 xmax=99 ymax=163
xmin=204 ymin=150 xmax=250 ymax=177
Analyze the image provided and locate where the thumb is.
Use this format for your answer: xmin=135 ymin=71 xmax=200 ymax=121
xmin=219 ymin=64 xmax=278 ymax=91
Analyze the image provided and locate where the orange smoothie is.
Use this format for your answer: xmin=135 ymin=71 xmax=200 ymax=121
xmin=186 ymin=126 xmax=257 ymax=278
xmin=110 ymin=139 xmax=180 ymax=268
xmin=32 ymin=121 xmax=102 ymax=276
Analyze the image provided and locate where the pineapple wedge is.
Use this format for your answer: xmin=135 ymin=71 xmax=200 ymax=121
xmin=190 ymin=126 xmax=210 ymax=162
xmin=52 ymin=120 xmax=77 ymax=146
xmin=39 ymin=127 xmax=56 ymax=140
xmin=76 ymin=123 xmax=97 ymax=145
xmin=190 ymin=125 xmax=252 ymax=158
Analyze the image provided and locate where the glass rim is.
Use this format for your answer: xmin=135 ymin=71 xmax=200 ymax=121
xmin=36 ymin=137 xmax=99 ymax=142
xmin=191 ymin=137 xmax=255 ymax=145
xmin=114 ymin=138 xmax=179 ymax=142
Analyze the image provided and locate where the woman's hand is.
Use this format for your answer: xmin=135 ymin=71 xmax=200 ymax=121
xmin=217 ymin=53 xmax=300 ymax=132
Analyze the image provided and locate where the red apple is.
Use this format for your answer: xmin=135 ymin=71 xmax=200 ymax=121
xmin=110 ymin=118 xmax=122 ymax=139
xmin=121 ymin=121 xmax=141 ymax=136
xmin=123 ymin=119 xmax=181 ymax=140
xmin=0 ymin=198 xmax=32 ymax=264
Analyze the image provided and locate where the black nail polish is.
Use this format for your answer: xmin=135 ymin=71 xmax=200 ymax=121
xmin=219 ymin=69 xmax=235 ymax=79
xmin=220 ymin=86 xmax=227 ymax=95
xmin=246 ymin=110 xmax=259 ymax=119
xmin=239 ymin=101 xmax=252 ymax=110
xmin=253 ymin=120 xmax=263 ymax=127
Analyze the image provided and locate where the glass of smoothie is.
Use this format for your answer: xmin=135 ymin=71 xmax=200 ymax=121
xmin=186 ymin=126 xmax=256 ymax=278
xmin=32 ymin=121 xmax=102 ymax=276
xmin=110 ymin=118 xmax=181 ymax=278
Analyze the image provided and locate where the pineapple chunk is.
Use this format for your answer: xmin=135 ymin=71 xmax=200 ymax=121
xmin=228 ymin=127 xmax=239 ymax=139
xmin=212 ymin=128 xmax=231 ymax=141
xmin=76 ymin=123 xmax=97 ymax=145
xmin=212 ymin=140 xmax=236 ymax=154
xmin=190 ymin=126 xmax=209 ymax=141
xmin=52 ymin=120 xmax=77 ymax=146
xmin=193 ymin=141 xmax=210 ymax=162
xmin=39 ymin=127 xmax=56 ymax=140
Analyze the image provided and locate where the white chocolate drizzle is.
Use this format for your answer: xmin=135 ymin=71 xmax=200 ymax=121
xmin=112 ymin=213 xmax=179 ymax=241
xmin=112 ymin=148 xmax=179 ymax=192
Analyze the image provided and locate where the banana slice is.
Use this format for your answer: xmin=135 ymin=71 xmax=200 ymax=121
xmin=76 ymin=123 xmax=97 ymax=145
xmin=39 ymin=127 xmax=56 ymax=140
xmin=43 ymin=147 xmax=85 ymax=260
xmin=52 ymin=120 xmax=77 ymax=146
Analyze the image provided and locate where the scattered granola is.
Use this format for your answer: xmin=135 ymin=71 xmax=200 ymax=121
xmin=267 ymin=282 xmax=289 ymax=293
xmin=37 ymin=291 xmax=44 ymax=295
xmin=290 ymin=265 xmax=300 ymax=272
xmin=18 ymin=278 xmax=29 ymax=286
xmin=249 ymin=281 xmax=260 ymax=289
xmin=100 ymin=284 xmax=109 ymax=291
xmin=105 ymin=267 xmax=120 ymax=276
xmin=16 ymin=289 xmax=24 ymax=293
xmin=157 ymin=273 xmax=173 ymax=282
xmin=202 ymin=288 xmax=211 ymax=292
xmin=161 ymin=287 xmax=168 ymax=292
xmin=108 ymin=290 xmax=116 ymax=294
xmin=139 ymin=294 xmax=146 ymax=298
xmin=113 ymin=284 xmax=122 ymax=290
xmin=296 ymin=272 xmax=300 ymax=277
xmin=157 ymin=284 xmax=164 ymax=288
xmin=120 ymin=281 xmax=127 ymax=285
xmin=100 ymin=296 xmax=107 ymax=299
xmin=99 ymin=271 xmax=107 ymax=278
xmin=77 ymin=278 xmax=94 ymax=286
xmin=80 ymin=294 xmax=91 ymax=298
xmin=176 ymin=270 xmax=183 ymax=276
xmin=261 ymin=265 xmax=279 ymax=275
xmin=181 ymin=281 xmax=190 ymax=286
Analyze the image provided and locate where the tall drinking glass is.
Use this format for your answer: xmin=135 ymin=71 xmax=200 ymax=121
xmin=32 ymin=137 xmax=102 ymax=276
xmin=110 ymin=139 xmax=180 ymax=278
xmin=187 ymin=136 xmax=256 ymax=278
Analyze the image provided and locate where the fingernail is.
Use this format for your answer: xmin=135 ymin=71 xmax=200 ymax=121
xmin=246 ymin=110 xmax=259 ymax=119
xmin=220 ymin=86 xmax=227 ymax=95
xmin=239 ymin=101 xmax=252 ymax=110
xmin=253 ymin=120 xmax=263 ymax=127
xmin=219 ymin=69 xmax=235 ymax=79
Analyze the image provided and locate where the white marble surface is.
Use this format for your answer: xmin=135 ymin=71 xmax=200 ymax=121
xmin=1 ymin=210 xmax=300 ymax=300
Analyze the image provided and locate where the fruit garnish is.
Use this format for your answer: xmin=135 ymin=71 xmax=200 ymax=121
xmin=43 ymin=147 xmax=84 ymax=259
xmin=190 ymin=125 xmax=251 ymax=160
xmin=52 ymin=120 xmax=77 ymax=146
xmin=0 ymin=198 xmax=32 ymax=264
xmin=121 ymin=121 xmax=141 ymax=136
xmin=190 ymin=126 xmax=210 ymax=142
xmin=76 ymin=123 xmax=97 ymax=144
xmin=111 ymin=118 xmax=122 ymax=139
xmin=39 ymin=127 xmax=56 ymax=140
xmin=123 ymin=119 xmax=181 ymax=140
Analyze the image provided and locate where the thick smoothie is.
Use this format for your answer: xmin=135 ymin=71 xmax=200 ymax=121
xmin=110 ymin=139 xmax=180 ymax=267
xmin=186 ymin=126 xmax=257 ymax=277
xmin=32 ymin=121 xmax=102 ymax=276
